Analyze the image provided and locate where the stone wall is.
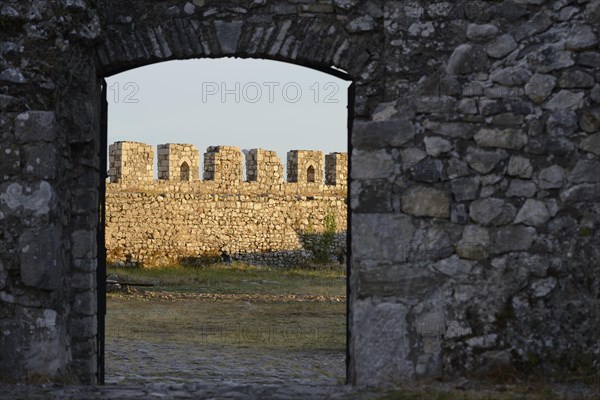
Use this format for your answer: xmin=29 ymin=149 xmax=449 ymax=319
xmin=106 ymin=143 xmax=348 ymax=267
xmin=0 ymin=0 xmax=598 ymax=388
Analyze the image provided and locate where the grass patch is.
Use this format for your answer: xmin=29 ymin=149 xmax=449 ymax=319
xmin=107 ymin=297 xmax=346 ymax=351
xmin=107 ymin=262 xmax=346 ymax=297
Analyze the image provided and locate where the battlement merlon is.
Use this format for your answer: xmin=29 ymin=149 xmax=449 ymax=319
xmin=108 ymin=141 xmax=348 ymax=186
xmin=287 ymin=150 xmax=323 ymax=184
xmin=157 ymin=143 xmax=200 ymax=181
xmin=246 ymin=148 xmax=284 ymax=184
xmin=325 ymin=152 xmax=348 ymax=186
xmin=108 ymin=141 xmax=154 ymax=184
xmin=203 ymin=146 xmax=244 ymax=182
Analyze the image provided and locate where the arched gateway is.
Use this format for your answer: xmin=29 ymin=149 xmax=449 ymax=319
xmin=0 ymin=0 xmax=598 ymax=388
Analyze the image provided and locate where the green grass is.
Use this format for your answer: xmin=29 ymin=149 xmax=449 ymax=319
xmin=106 ymin=262 xmax=346 ymax=297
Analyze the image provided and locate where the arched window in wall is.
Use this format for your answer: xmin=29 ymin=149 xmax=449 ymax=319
xmin=307 ymin=165 xmax=316 ymax=183
xmin=180 ymin=161 xmax=190 ymax=181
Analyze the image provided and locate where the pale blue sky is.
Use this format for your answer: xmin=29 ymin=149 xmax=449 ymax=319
xmin=106 ymin=58 xmax=350 ymax=175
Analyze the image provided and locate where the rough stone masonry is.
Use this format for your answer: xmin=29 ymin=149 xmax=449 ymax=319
xmin=0 ymin=0 xmax=599 ymax=389
xmin=106 ymin=142 xmax=348 ymax=267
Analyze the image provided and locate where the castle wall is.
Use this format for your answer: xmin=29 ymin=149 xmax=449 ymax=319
xmin=105 ymin=182 xmax=347 ymax=267
xmin=106 ymin=143 xmax=348 ymax=266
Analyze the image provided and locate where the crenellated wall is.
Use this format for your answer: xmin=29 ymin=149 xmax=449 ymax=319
xmin=105 ymin=142 xmax=348 ymax=267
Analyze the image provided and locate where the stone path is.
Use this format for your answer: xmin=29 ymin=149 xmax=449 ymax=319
xmin=105 ymin=338 xmax=346 ymax=386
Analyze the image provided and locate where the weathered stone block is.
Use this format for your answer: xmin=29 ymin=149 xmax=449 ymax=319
xmin=352 ymin=119 xmax=415 ymax=149
xmin=19 ymin=225 xmax=62 ymax=290
xmin=506 ymin=179 xmax=537 ymax=198
xmin=401 ymin=186 xmax=450 ymax=219
xmin=451 ymin=177 xmax=480 ymax=202
xmin=514 ymin=199 xmax=550 ymax=227
xmin=569 ymin=160 xmax=600 ymax=184
xmin=73 ymin=291 xmax=97 ymax=316
xmin=424 ymin=136 xmax=452 ymax=157
xmin=507 ymin=156 xmax=533 ymax=178
xmin=351 ymin=150 xmax=394 ymax=180
xmin=71 ymin=230 xmax=96 ymax=260
xmin=543 ymin=90 xmax=585 ymax=111
xmin=474 ymin=128 xmax=528 ymax=150
xmin=486 ymin=34 xmax=517 ymax=58
xmin=457 ymin=225 xmax=489 ymax=260
xmin=352 ymin=214 xmax=414 ymax=262
xmin=352 ymin=180 xmax=393 ymax=213
xmin=15 ymin=111 xmax=56 ymax=142
xmin=469 ymin=198 xmax=516 ymax=226
xmin=352 ymin=300 xmax=414 ymax=386
xmin=579 ymin=133 xmax=600 ymax=155
xmin=214 ymin=20 xmax=243 ymax=54
xmin=525 ymin=73 xmax=556 ymax=103
xmin=490 ymin=225 xmax=535 ymax=255
xmin=539 ymin=165 xmax=566 ymax=189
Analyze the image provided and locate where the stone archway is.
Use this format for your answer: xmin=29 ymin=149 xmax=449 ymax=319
xmin=1 ymin=0 xmax=598 ymax=389
xmin=93 ymin=2 xmax=371 ymax=386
